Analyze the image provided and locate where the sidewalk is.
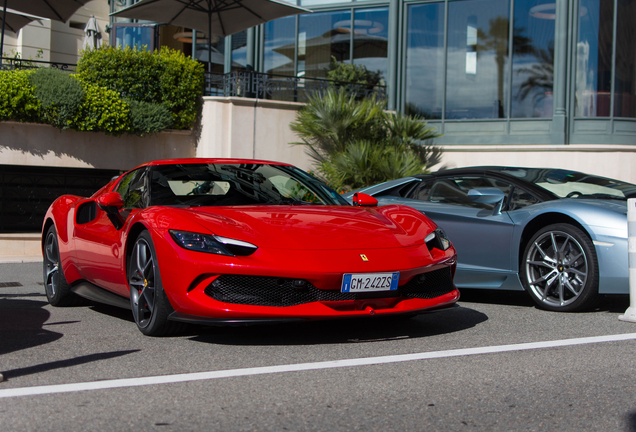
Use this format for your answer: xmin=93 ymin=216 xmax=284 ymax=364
xmin=0 ymin=233 xmax=42 ymax=263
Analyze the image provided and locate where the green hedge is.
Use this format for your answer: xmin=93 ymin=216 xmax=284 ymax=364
xmin=77 ymin=46 xmax=204 ymax=129
xmin=71 ymin=77 xmax=131 ymax=135
xmin=29 ymin=68 xmax=84 ymax=129
xmin=0 ymin=70 xmax=41 ymax=122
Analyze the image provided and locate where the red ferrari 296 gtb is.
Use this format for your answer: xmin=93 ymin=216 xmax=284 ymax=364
xmin=42 ymin=159 xmax=459 ymax=335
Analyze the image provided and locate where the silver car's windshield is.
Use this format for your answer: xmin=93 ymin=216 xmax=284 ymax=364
xmin=500 ymin=168 xmax=636 ymax=200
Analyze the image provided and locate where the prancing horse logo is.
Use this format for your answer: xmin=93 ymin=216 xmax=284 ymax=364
xmin=360 ymin=254 xmax=369 ymax=261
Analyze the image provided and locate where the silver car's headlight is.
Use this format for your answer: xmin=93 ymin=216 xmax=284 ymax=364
xmin=425 ymin=227 xmax=451 ymax=251
xmin=169 ymin=230 xmax=258 ymax=256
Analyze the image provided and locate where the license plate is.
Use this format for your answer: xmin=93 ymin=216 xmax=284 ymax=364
xmin=341 ymin=272 xmax=399 ymax=293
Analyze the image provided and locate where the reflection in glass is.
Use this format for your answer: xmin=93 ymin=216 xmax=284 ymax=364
xmin=446 ymin=0 xmax=510 ymax=119
xmin=195 ymin=35 xmax=226 ymax=74
xmin=264 ymin=16 xmax=297 ymax=76
xmin=297 ymin=10 xmax=352 ymax=78
xmin=511 ymin=0 xmax=555 ymax=118
xmin=575 ymin=0 xmax=613 ymax=117
xmin=352 ymin=8 xmax=389 ymax=85
xmin=231 ymin=30 xmax=248 ymax=71
xmin=614 ymin=0 xmax=636 ymax=118
xmin=115 ymin=26 xmax=154 ymax=51
xmin=404 ymin=3 xmax=445 ymax=119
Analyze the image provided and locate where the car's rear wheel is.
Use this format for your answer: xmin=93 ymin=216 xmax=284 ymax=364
xmin=128 ymin=231 xmax=179 ymax=336
xmin=521 ymin=223 xmax=598 ymax=312
xmin=43 ymin=225 xmax=80 ymax=306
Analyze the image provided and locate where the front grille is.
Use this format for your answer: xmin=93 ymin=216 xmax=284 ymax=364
xmin=204 ymin=267 xmax=455 ymax=307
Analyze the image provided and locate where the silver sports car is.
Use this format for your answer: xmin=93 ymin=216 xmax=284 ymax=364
xmin=347 ymin=167 xmax=634 ymax=312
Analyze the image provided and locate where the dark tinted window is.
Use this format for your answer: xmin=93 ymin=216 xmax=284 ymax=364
xmin=149 ymin=163 xmax=348 ymax=207
xmin=116 ymin=168 xmax=148 ymax=209
xmin=410 ymin=176 xmax=512 ymax=210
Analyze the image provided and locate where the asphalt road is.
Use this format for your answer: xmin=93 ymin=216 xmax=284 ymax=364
xmin=1 ymin=262 xmax=635 ymax=431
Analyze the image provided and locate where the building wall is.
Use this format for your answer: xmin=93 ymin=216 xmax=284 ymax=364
xmin=1 ymin=0 xmax=109 ymax=63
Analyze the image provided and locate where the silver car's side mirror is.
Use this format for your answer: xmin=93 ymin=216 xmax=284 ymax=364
xmin=468 ymin=188 xmax=506 ymax=216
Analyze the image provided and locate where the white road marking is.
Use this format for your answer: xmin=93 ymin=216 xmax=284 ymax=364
xmin=2 ymin=332 xmax=636 ymax=399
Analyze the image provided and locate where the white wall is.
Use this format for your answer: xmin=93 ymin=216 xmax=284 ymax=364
xmin=2 ymin=0 xmax=109 ymax=63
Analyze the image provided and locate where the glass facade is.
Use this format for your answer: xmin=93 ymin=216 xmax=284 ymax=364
xmin=575 ymin=0 xmax=636 ymax=118
xmin=111 ymin=0 xmax=636 ymax=143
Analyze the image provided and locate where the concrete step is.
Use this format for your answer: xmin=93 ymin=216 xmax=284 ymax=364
xmin=0 ymin=233 xmax=42 ymax=263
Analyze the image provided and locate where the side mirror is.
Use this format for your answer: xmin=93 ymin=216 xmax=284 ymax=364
xmin=468 ymin=188 xmax=505 ymax=216
xmin=352 ymin=192 xmax=378 ymax=208
xmin=97 ymin=192 xmax=125 ymax=230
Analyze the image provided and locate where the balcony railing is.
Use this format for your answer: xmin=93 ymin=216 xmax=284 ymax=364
xmin=205 ymin=71 xmax=387 ymax=103
xmin=0 ymin=57 xmax=76 ymax=72
xmin=0 ymin=59 xmax=386 ymax=103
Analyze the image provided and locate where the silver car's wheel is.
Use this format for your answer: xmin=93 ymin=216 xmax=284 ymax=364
xmin=521 ymin=223 xmax=598 ymax=312
xmin=128 ymin=231 xmax=180 ymax=336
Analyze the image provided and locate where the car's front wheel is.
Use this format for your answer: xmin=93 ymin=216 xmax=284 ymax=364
xmin=128 ymin=231 xmax=178 ymax=336
xmin=43 ymin=225 xmax=81 ymax=306
xmin=521 ymin=223 xmax=598 ymax=312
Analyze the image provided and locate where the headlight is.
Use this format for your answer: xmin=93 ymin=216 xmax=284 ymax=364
xmin=425 ymin=227 xmax=451 ymax=251
xmin=169 ymin=230 xmax=258 ymax=256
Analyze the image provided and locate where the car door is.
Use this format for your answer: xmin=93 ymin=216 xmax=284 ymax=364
xmin=72 ymin=168 xmax=149 ymax=296
xmin=387 ymin=175 xmax=517 ymax=289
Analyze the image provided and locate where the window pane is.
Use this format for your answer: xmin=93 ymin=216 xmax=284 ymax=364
xmin=446 ymin=0 xmax=510 ymax=119
xmin=575 ymin=0 xmax=613 ymax=117
xmin=405 ymin=3 xmax=445 ymax=119
xmin=298 ymin=10 xmax=352 ymax=79
xmin=511 ymin=0 xmax=555 ymax=118
xmin=614 ymin=0 xmax=636 ymax=118
xmin=195 ymin=36 xmax=226 ymax=74
xmin=264 ymin=16 xmax=296 ymax=76
xmin=352 ymin=8 xmax=389 ymax=85
xmin=115 ymin=26 xmax=154 ymax=51
xmin=232 ymin=31 xmax=248 ymax=71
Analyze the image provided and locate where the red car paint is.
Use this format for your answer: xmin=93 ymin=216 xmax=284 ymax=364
xmin=42 ymin=158 xmax=459 ymax=324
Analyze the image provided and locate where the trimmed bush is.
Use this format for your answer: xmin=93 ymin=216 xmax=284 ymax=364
xmin=77 ymin=46 xmax=161 ymax=103
xmin=0 ymin=70 xmax=41 ymax=122
xmin=157 ymin=48 xmax=204 ymax=129
xmin=71 ymin=78 xmax=131 ymax=135
xmin=29 ymin=68 xmax=84 ymax=129
xmin=127 ymin=99 xmax=173 ymax=136
xmin=77 ymin=46 xmax=204 ymax=129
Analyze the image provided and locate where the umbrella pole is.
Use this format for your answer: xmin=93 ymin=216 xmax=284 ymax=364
xmin=208 ymin=10 xmax=212 ymax=74
xmin=0 ymin=0 xmax=8 ymax=63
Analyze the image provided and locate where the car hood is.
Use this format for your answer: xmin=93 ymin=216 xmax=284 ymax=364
xmin=156 ymin=205 xmax=435 ymax=250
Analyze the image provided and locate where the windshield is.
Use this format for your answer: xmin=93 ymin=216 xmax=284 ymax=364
xmin=149 ymin=163 xmax=348 ymax=207
xmin=500 ymin=168 xmax=636 ymax=200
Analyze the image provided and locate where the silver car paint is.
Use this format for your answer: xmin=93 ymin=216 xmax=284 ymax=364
xmin=347 ymin=178 xmax=629 ymax=294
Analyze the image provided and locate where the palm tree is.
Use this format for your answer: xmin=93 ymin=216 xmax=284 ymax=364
xmin=290 ymin=88 xmax=442 ymax=191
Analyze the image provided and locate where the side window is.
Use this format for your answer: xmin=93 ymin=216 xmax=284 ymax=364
xmin=116 ymin=169 xmax=148 ymax=209
xmin=411 ymin=176 xmax=512 ymax=210
xmin=507 ymin=187 xmax=540 ymax=211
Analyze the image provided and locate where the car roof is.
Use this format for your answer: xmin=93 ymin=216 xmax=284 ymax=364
xmin=138 ymin=158 xmax=294 ymax=168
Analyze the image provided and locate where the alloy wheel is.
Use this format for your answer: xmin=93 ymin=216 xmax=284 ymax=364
xmin=524 ymin=230 xmax=588 ymax=308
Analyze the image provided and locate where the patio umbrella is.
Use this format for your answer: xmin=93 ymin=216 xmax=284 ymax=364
xmin=1 ymin=0 xmax=90 ymax=62
xmin=0 ymin=6 xmax=47 ymax=60
xmin=111 ymin=0 xmax=310 ymax=72
xmin=3 ymin=0 xmax=90 ymax=22
xmin=83 ymin=15 xmax=102 ymax=50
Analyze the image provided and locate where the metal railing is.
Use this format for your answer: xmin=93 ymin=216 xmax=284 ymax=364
xmin=204 ymin=70 xmax=387 ymax=102
xmin=0 ymin=57 xmax=77 ymax=72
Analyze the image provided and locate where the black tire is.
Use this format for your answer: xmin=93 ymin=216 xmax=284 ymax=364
xmin=128 ymin=231 xmax=183 ymax=336
xmin=43 ymin=225 xmax=82 ymax=306
xmin=521 ymin=223 xmax=598 ymax=312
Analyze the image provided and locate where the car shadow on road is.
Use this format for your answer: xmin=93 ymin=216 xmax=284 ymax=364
xmin=457 ymin=288 xmax=629 ymax=313
xmin=0 ymin=298 xmax=63 ymax=356
xmin=187 ymin=305 xmax=488 ymax=346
